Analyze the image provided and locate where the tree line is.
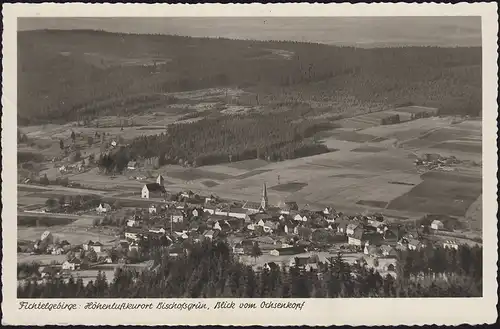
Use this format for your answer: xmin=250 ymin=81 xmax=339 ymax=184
xmin=18 ymin=240 xmax=482 ymax=298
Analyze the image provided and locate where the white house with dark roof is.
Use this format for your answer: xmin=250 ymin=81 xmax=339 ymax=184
xmin=141 ymin=174 xmax=166 ymax=199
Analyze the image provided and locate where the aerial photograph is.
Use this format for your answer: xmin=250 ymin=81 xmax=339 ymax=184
xmin=17 ymin=16 xmax=482 ymax=298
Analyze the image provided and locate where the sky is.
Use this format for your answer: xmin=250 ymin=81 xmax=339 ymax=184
xmin=18 ymin=17 xmax=481 ymax=47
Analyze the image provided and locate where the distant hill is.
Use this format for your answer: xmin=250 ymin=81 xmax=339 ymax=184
xmin=18 ymin=29 xmax=482 ymax=125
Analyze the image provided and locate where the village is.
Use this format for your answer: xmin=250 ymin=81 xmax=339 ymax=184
xmin=18 ymin=171 xmax=469 ymax=285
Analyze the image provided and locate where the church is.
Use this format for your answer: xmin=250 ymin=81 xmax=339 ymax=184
xmin=242 ymin=182 xmax=271 ymax=214
xmin=141 ymin=174 xmax=167 ymax=199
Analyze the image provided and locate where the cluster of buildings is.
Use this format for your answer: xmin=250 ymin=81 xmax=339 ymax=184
xmin=122 ymin=176 xmax=464 ymax=263
xmin=414 ymin=153 xmax=462 ymax=172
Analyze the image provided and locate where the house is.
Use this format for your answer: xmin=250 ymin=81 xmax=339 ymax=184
xmin=364 ymin=244 xmax=380 ymax=257
xmin=129 ymin=242 xmax=140 ymax=252
xmin=125 ymin=229 xmax=143 ymax=241
xmin=380 ymin=245 xmax=397 ymax=257
xmin=171 ymin=210 xmax=184 ymax=223
xmin=246 ymin=223 xmax=257 ymax=231
xmin=263 ymin=220 xmax=278 ymax=233
xmin=368 ymin=220 xmax=387 ymax=234
xmin=293 ymin=212 xmax=309 ymax=222
xmin=174 ymin=231 xmax=189 ymax=240
xmin=149 ymin=227 xmax=166 ymax=234
xmin=149 ymin=204 xmax=158 ymax=214
xmin=232 ymin=242 xmax=245 ymax=255
xmin=51 ymin=247 xmax=65 ymax=255
xmin=253 ymin=236 xmax=277 ymax=246
xmin=213 ymin=220 xmax=231 ymax=232
xmin=443 ymin=240 xmax=460 ymax=250
xmin=407 ymin=238 xmax=424 ymax=251
xmin=251 ymin=213 xmax=273 ymax=223
xmin=142 ymin=183 xmax=166 ymax=199
xmin=346 ymin=223 xmax=362 ymax=236
xmin=169 ymin=246 xmax=185 ymax=257
xmin=180 ymin=190 xmax=195 ymax=199
xmin=269 ymin=246 xmax=306 ymax=256
xmin=83 ymin=240 xmax=94 ymax=251
xmin=127 ymin=218 xmax=141 ymax=227
xmin=431 ymin=220 xmax=445 ymax=231
xmin=118 ymin=241 xmax=130 ymax=251
xmin=40 ymin=266 xmax=60 ymax=278
xmin=283 ymin=220 xmax=298 ymax=234
xmin=203 ymin=230 xmax=219 ymax=240
xmin=62 ymin=258 xmax=82 ymax=271
xmin=323 ymin=207 xmax=336 ymax=216
xmin=347 ymin=226 xmax=365 ymax=246
xmin=242 ymin=201 xmax=264 ymax=214
xmin=205 ymin=195 xmax=217 ymax=204
xmin=192 ymin=209 xmax=200 ymax=218
xmin=203 ymin=206 xmax=216 ymax=215
xmin=141 ymin=175 xmax=166 ymax=199
xmin=127 ymin=161 xmax=137 ymax=170
xmin=280 ymin=201 xmax=299 ymax=215
xmin=336 ymin=218 xmax=350 ymax=234
xmin=263 ymin=262 xmax=280 ymax=271
xmin=92 ymin=241 xmax=103 ymax=253
xmin=96 ymin=203 xmax=111 ymax=213
xmin=227 ymin=208 xmax=248 ymax=220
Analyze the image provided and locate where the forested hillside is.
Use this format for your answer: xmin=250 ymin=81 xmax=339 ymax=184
xmin=18 ymin=29 xmax=481 ymax=125
xmin=18 ymin=241 xmax=482 ymax=298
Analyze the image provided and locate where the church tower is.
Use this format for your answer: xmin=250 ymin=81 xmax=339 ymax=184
xmin=156 ymin=174 xmax=165 ymax=186
xmin=260 ymin=182 xmax=268 ymax=210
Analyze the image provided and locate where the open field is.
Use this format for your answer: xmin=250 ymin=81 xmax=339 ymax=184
xmin=19 ymin=116 xmax=482 ymax=243
xmin=269 ymin=182 xmax=308 ymax=193
xmin=387 ymin=170 xmax=481 ymax=216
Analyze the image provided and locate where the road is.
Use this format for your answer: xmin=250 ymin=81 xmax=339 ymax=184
xmin=18 ymin=211 xmax=102 ymax=221
xmin=18 ymin=183 xmax=109 ymax=196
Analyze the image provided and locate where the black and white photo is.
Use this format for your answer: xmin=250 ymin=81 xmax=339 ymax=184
xmin=2 ymin=3 xmax=498 ymax=326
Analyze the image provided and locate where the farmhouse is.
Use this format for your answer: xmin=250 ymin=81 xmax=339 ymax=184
xmin=431 ymin=220 xmax=445 ymax=231
xmin=149 ymin=227 xmax=166 ymax=234
xmin=62 ymin=258 xmax=82 ymax=271
xmin=203 ymin=205 xmax=216 ymax=215
xmin=270 ymin=246 xmax=306 ymax=256
xmin=213 ymin=220 xmax=231 ymax=232
xmin=283 ymin=220 xmax=299 ymax=234
xmin=443 ymin=240 xmax=460 ymax=250
xmin=125 ymin=228 xmax=144 ymax=241
xmin=263 ymin=220 xmax=278 ymax=233
xmin=232 ymin=242 xmax=245 ymax=255
xmin=141 ymin=174 xmax=166 ymax=199
xmin=263 ymin=262 xmax=280 ymax=271
xmin=180 ymin=190 xmax=195 ymax=199
xmin=336 ymin=218 xmax=350 ymax=234
xmin=127 ymin=161 xmax=137 ymax=170
xmin=170 ymin=210 xmax=184 ymax=223
xmin=83 ymin=240 xmax=94 ymax=251
xmin=127 ymin=218 xmax=141 ymax=227
xmin=96 ymin=203 xmax=111 ymax=213
xmin=280 ymin=201 xmax=299 ymax=214
xmin=149 ymin=204 xmax=158 ymax=214
xmin=347 ymin=226 xmax=366 ymax=246
xmin=407 ymin=238 xmax=425 ymax=251
xmin=91 ymin=241 xmax=103 ymax=253
xmin=203 ymin=230 xmax=219 ymax=240
xmin=242 ymin=201 xmax=265 ymax=214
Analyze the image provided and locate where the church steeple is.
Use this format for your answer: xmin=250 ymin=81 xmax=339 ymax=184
xmin=260 ymin=182 xmax=268 ymax=210
xmin=156 ymin=174 xmax=165 ymax=186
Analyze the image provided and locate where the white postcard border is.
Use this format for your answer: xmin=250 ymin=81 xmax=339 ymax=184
xmin=2 ymin=3 xmax=498 ymax=326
